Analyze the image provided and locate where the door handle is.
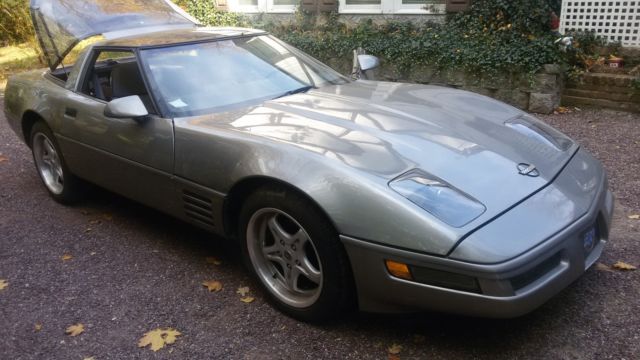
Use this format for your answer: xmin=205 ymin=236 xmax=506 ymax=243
xmin=64 ymin=108 xmax=77 ymax=118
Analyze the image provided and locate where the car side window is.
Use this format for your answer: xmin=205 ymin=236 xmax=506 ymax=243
xmin=81 ymin=49 xmax=155 ymax=114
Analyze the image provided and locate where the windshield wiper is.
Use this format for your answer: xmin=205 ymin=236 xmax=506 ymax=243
xmin=274 ymin=85 xmax=314 ymax=99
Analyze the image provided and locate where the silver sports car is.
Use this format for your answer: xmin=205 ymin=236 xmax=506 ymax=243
xmin=4 ymin=0 xmax=614 ymax=321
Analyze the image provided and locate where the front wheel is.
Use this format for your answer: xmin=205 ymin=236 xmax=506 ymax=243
xmin=31 ymin=121 xmax=84 ymax=204
xmin=239 ymin=186 xmax=354 ymax=322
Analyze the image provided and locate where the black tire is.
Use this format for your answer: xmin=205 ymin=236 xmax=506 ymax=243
xmin=238 ymin=185 xmax=355 ymax=322
xmin=30 ymin=121 xmax=84 ymax=204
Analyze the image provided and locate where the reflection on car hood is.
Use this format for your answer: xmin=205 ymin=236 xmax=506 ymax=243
xmin=184 ymin=81 xmax=578 ymax=226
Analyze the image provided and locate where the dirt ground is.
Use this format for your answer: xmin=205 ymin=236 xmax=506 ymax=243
xmin=1 ymin=98 xmax=639 ymax=359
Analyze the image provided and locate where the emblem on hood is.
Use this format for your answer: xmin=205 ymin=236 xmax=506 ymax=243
xmin=517 ymin=163 xmax=540 ymax=177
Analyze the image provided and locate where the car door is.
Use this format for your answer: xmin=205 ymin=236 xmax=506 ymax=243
xmin=56 ymin=48 xmax=178 ymax=215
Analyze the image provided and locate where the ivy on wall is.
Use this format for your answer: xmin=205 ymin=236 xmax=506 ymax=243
xmin=181 ymin=0 xmax=565 ymax=78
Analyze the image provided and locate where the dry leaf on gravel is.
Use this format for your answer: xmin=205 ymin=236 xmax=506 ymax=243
xmin=205 ymin=257 xmax=222 ymax=265
xmin=202 ymin=280 xmax=223 ymax=292
xmin=61 ymin=254 xmax=73 ymax=261
xmin=0 ymin=155 xmax=8 ymax=163
xmin=237 ymin=286 xmax=250 ymax=297
xmin=555 ymin=106 xmax=572 ymax=114
xmin=595 ymin=263 xmax=614 ymax=272
xmin=612 ymin=261 xmax=637 ymax=271
xmin=83 ymin=357 xmax=95 ymax=360
xmin=0 ymin=279 xmax=8 ymax=291
xmin=66 ymin=323 xmax=84 ymax=336
xmin=88 ymin=219 xmax=102 ymax=225
xmin=240 ymin=296 xmax=255 ymax=303
xmin=388 ymin=355 xmax=401 ymax=360
xmin=388 ymin=344 xmax=403 ymax=355
xmin=34 ymin=323 xmax=42 ymax=332
xmin=138 ymin=328 xmax=182 ymax=352
xmin=628 ymin=214 xmax=640 ymax=220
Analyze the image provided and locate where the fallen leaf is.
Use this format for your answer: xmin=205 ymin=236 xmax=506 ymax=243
xmin=388 ymin=355 xmax=401 ymax=360
xmin=61 ymin=254 xmax=73 ymax=261
xmin=34 ymin=323 xmax=42 ymax=332
xmin=595 ymin=263 xmax=614 ymax=272
xmin=0 ymin=279 xmax=8 ymax=291
xmin=83 ymin=357 xmax=95 ymax=360
xmin=388 ymin=344 xmax=403 ymax=355
xmin=138 ymin=328 xmax=182 ymax=352
xmin=237 ymin=286 xmax=250 ymax=297
xmin=202 ymin=280 xmax=223 ymax=292
xmin=103 ymin=213 xmax=113 ymax=221
xmin=555 ymin=106 xmax=572 ymax=114
xmin=205 ymin=256 xmax=222 ymax=266
xmin=89 ymin=219 xmax=102 ymax=225
xmin=66 ymin=323 xmax=84 ymax=336
xmin=0 ymin=155 xmax=8 ymax=163
xmin=628 ymin=214 xmax=640 ymax=220
xmin=90 ymin=252 xmax=97 ymax=256
xmin=612 ymin=261 xmax=637 ymax=271
xmin=85 ymin=228 xmax=92 ymax=233
xmin=240 ymin=296 xmax=255 ymax=303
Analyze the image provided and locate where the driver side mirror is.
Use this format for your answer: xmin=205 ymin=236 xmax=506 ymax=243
xmin=104 ymin=95 xmax=149 ymax=120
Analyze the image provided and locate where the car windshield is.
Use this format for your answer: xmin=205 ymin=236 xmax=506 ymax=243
xmin=139 ymin=35 xmax=349 ymax=117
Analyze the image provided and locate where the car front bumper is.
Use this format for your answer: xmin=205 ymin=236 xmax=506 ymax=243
xmin=342 ymin=156 xmax=614 ymax=318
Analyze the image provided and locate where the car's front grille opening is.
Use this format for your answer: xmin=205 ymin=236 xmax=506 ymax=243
xmin=409 ymin=266 xmax=481 ymax=294
xmin=510 ymin=252 xmax=562 ymax=291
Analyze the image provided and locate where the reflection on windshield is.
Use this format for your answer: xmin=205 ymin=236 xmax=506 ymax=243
xmin=140 ymin=35 xmax=349 ymax=117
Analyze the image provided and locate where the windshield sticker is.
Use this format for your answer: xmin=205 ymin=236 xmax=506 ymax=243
xmin=169 ymin=99 xmax=188 ymax=108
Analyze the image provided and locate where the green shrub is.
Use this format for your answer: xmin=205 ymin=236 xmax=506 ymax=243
xmin=0 ymin=0 xmax=34 ymax=46
xmin=182 ymin=0 xmax=247 ymax=27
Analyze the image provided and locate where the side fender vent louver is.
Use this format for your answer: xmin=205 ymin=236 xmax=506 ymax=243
xmin=182 ymin=190 xmax=215 ymax=228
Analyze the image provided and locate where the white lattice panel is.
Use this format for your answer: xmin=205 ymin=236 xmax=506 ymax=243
xmin=560 ymin=1 xmax=640 ymax=47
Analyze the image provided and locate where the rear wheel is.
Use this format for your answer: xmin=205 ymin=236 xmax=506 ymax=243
xmin=31 ymin=122 xmax=83 ymax=204
xmin=239 ymin=185 xmax=354 ymax=322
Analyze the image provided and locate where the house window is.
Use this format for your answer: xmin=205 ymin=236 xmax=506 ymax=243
xmin=234 ymin=0 xmax=262 ymax=12
xmin=229 ymin=0 xmax=445 ymax=14
xmin=340 ymin=0 xmax=382 ymax=13
xmin=268 ymin=0 xmax=299 ymax=12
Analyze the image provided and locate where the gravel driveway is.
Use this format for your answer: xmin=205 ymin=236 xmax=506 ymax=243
xmin=1 ymin=96 xmax=638 ymax=359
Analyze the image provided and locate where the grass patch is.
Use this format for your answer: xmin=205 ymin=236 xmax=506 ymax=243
xmin=0 ymin=43 xmax=44 ymax=90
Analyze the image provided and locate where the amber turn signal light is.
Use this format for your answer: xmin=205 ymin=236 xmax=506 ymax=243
xmin=385 ymin=260 xmax=413 ymax=280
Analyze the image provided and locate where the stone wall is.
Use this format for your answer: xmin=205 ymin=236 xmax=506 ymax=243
xmin=325 ymin=57 xmax=564 ymax=114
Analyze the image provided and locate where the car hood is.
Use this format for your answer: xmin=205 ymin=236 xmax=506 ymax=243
xmin=182 ymin=80 xmax=578 ymax=232
xmin=30 ymin=0 xmax=197 ymax=70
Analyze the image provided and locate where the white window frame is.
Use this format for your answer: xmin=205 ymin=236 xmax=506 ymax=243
xmin=339 ymin=0 xmax=383 ymax=14
xmin=266 ymin=0 xmax=298 ymax=13
xmin=229 ymin=0 xmax=446 ymax=14
xmin=228 ymin=0 xmax=264 ymax=13
xmin=339 ymin=0 xmax=444 ymax=14
xmin=392 ymin=0 xmax=445 ymax=15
